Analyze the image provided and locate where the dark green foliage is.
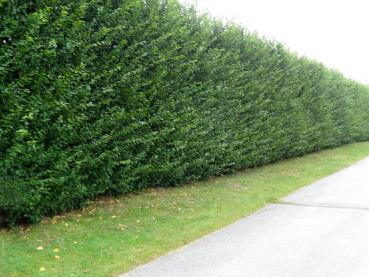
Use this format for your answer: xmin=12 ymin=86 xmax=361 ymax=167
xmin=1 ymin=0 xmax=369 ymax=226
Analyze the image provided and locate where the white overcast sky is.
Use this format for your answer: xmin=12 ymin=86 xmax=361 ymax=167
xmin=180 ymin=0 xmax=369 ymax=84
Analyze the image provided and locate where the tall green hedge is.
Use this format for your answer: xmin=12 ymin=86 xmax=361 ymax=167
xmin=1 ymin=0 xmax=369 ymax=226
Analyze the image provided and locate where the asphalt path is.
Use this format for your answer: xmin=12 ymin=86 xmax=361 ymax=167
xmin=121 ymin=157 xmax=369 ymax=277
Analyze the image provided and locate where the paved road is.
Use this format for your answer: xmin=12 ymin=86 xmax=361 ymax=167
xmin=121 ymin=157 xmax=369 ymax=277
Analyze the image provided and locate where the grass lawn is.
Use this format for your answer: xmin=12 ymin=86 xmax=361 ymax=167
xmin=1 ymin=142 xmax=369 ymax=277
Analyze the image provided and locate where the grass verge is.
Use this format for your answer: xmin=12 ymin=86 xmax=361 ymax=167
xmin=1 ymin=142 xmax=369 ymax=277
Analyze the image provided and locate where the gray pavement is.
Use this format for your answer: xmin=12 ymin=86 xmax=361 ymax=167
xmin=121 ymin=156 xmax=369 ymax=277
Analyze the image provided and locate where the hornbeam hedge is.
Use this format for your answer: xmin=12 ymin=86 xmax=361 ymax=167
xmin=1 ymin=0 xmax=369 ymax=226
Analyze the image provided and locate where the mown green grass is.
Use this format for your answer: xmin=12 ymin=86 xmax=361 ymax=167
xmin=1 ymin=142 xmax=369 ymax=277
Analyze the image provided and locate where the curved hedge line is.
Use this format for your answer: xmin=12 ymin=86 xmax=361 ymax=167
xmin=1 ymin=0 xmax=369 ymax=225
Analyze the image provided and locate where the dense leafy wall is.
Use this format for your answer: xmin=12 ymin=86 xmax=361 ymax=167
xmin=1 ymin=0 xmax=369 ymax=225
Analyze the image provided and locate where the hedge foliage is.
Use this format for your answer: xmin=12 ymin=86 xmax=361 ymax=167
xmin=1 ymin=0 xmax=369 ymax=226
